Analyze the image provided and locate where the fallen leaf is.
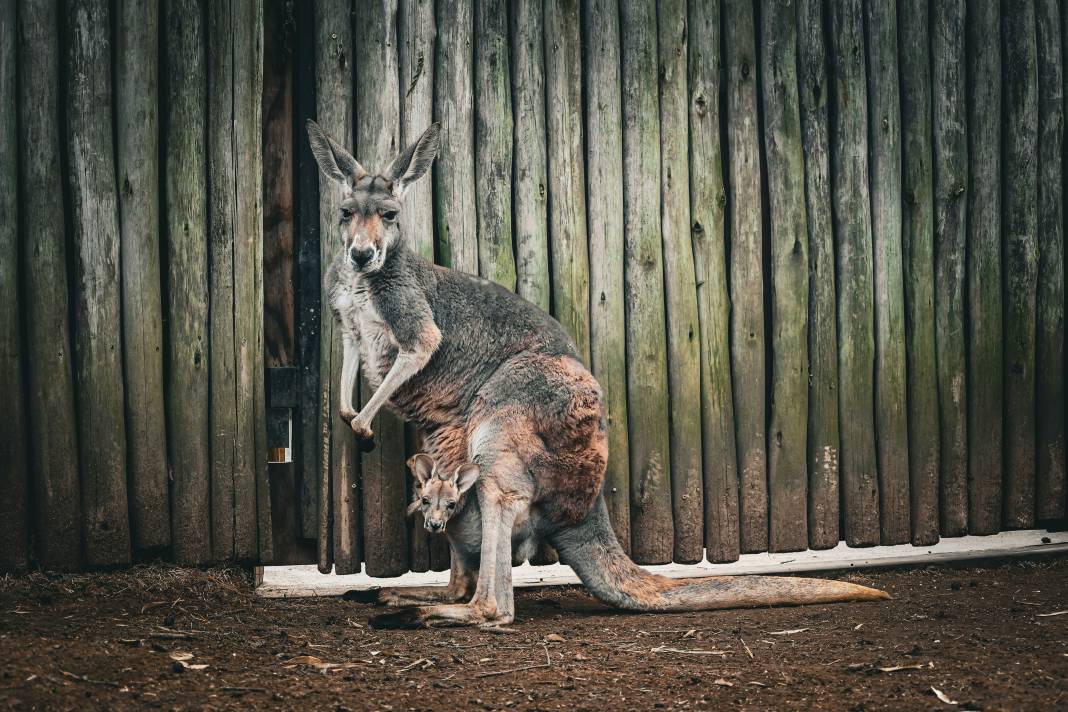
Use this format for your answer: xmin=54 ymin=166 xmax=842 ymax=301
xmin=545 ymin=634 xmax=565 ymax=643
xmin=169 ymin=652 xmax=194 ymax=662
xmin=574 ymin=653 xmax=590 ymax=661
xmin=187 ymin=664 xmax=209 ymax=671
xmin=768 ymin=628 xmax=808 ymax=636
xmin=748 ymin=681 xmax=768 ymax=688
xmin=931 ymin=687 xmax=959 ymax=705
xmin=713 ymin=678 xmax=733 ymax=687
xmin=683 ymin=629 xmax=696 ymax=639
xmin=284 ymin=655 xmax=323 ymax=666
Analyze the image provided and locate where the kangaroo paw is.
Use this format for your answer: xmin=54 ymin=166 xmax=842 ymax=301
xmin=368 ymin=609 xmax=425 ymax=630
xmin=341 ymin=587 xmax=383 ymax=605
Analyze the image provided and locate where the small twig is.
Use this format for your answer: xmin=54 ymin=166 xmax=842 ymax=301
xmin=60 ymin=671 xmax=120 ymax=688
xmin=474 ymin=644 xmax=551 ymax=678
xmin=220 ymin=686 xmax=267 ymax=694
xmin=651 ymin=645 xmax=728 ymax=656
xmin=740 ymin=638 xmax=754 ymax=659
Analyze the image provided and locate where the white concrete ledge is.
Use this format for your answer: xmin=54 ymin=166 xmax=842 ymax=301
xmin=257 ymin=528 xmax=1068 ymax=598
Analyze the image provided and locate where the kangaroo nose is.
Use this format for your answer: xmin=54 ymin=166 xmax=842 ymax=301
xmin=350 ymin=246 xmax=375 ymax=268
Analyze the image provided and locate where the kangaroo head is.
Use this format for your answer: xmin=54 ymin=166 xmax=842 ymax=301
xmin=306 ymin=120 xmax=440 ymax=274
xmin=406 ymin=453 xmax=479 ymax=533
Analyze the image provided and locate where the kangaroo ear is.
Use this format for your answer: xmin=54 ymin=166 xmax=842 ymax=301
xmin=454 ymin=464 xmax=480 ymax=495
xmin=306 ymin=119 xmax=366 ymax=187
xmin=407 ymin=453 xmax=436 ymax=485
xmin=384 ymin=122 xmax=440 ymax=197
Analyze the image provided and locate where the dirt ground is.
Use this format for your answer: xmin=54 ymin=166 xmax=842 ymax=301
xmin=1 ymin=557 xmax=1066 ymax=711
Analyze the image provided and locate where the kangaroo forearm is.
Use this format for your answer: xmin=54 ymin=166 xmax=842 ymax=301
xmin=357 ymin=349 xmax=431 ymax=423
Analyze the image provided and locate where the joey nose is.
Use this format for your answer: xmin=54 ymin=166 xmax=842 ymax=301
xmin=350 ymin=246 xmax=375 ymax=268
xmin=426 ymin=520 xmax=443 ymax=532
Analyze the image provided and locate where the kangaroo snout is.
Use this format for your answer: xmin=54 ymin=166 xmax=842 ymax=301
xmin=425 ymin=519 xmax=445 ymax=533
xmin=350 ymin=245 xmax=376 ymax=269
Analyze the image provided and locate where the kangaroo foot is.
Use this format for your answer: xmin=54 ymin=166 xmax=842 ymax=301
xmin=368 ymin=602 xmax=506 ymax=629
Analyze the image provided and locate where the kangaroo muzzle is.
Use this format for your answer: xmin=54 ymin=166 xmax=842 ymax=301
xmin=350 ymin=245 xmax=376 ymax=269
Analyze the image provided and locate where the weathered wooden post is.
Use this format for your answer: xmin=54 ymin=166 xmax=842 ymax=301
xmin=1003 ymin=0 xmax=1039 ymax=529
xmin=512 ymin=0 xmax=551 ymax=312
xmin=797 ymin=0 xmax=840 ymax=551
xmin=658 ymin=0 xmax=703 ymax=563
xmin=689 ymin=0 xmax=739 ymax=562
xmin=831 ymin=0 xmax=879 ymax=547
xmin=0 ymin=0 xmax=29 ymax=570
xmin=117 ymin=0 xmax=170 ymax=553
xmin=966 ymin=0 xmax=1003 ymax=536
xmin=620 ymin=0 xmax=672 ymax=563
xmin=864 ymin=0 xmax=910 ymax=545
xmin=762 ymin=0 xmax=809 ymax=553
xmin=724 ymin=0 xmax=767 ymax=553
xmin=68 ymin=0 xmax=132 ymax=566
xmin=356 ymin=0 xmax=409 ymax=577
xmin=583 ymin=0 xmax=631 ymax=552
xmin=1035 ymin=0 xmax=1065 ymax=520
xmin=899 ymin=0 xmax=941 ymax=545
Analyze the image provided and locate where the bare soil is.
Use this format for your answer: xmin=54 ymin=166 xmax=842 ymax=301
xmin=1 ymin=558 xmax=1066 ymax=710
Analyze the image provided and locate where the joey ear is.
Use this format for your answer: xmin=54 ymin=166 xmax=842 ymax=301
xmin=384 ymin=122 xmax=440 ymax=196
xmin=306 ymin=119 xmax=367 ymax=186
xmin=406 ymin=499 xmax=423 ymax=517
xmin=407 ymin=453 xmax=436 ymax=485
xmin=454 ymin=464 xmax=480 ymax=495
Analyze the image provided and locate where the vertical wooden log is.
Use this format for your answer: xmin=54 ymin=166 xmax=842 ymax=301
xmin=314 ymin=0 xmax=356 ymax=573
xmin=932 ymin=0 xmax=969 ymax=536
xmin=68 ymin=0 xmax=132 ymax=566
xmin=830 ymin=0 xmax=879 ymax=547
xmin=965 ymin=0 xmax=1002 ymax=536
xmin=584 ymin=0 xmax=631 ymax=554
xmin=689 ymin=0 xmax=738 ymax=562
xmin=620 ymin=0 xmax=672 ymax=563
xmin=797 ymin=0 xmax=839 ymax=551
xmin=0 ymin=0 xmax=29 ymax=570
xmin=863 ymin=0 xmax=909 ymax=545
xmin=116 ymin=0 xmax=170 ymax=552
xmin=355 ymin=0 xmax=409 ymax=577
xmin=761 ymin=0 xmax=809 ymax=553
xmin=544 ymin=0 xmax=591 ymax=361
xmin=207 ymin=0 xmax=262 ymax=561
xmin=512 ymin=0 xmax=550 ymax=311
xmin=724 ymin=0 xmax=767 ymax=553
xmin=434 ymin=0 xmax=477 ymax=274
xmin=1036 ymin=0 xmax=1065 ymax=520
xmin=657 ymin=0 xmax=702 ymax=563
xmin=163 ymin=0 xmax=211 ymax=565
xmin=475 ymin=0 xmax=516 ymax=289
xmin=399 ymin=0 xmax=437 ymax=572
xmin=1002 ymin=0 xmax=1039 ymax=529
xmin=899 ymin=0 xmax=941 ymax=545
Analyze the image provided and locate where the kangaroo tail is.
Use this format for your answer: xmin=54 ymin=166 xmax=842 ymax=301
xmin=550 ymin=496 xmax=889 ymax=612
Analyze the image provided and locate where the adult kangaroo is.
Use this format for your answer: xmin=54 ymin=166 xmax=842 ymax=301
xmin=306 ymin=120 xmax=888 ymax=629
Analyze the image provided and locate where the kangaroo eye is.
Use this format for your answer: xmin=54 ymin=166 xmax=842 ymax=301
xmin=381 ymin=209 xmax=398 ymax=222
xmin=446 ymin=501 xmax=456 ymax=510
xmin=421 ymin=497 xmax=430 ymax=506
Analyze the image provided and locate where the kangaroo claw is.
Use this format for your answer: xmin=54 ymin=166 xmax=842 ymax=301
xmin=368 ymin=609 xmax=425 ymax=630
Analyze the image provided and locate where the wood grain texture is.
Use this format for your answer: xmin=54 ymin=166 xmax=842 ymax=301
xmin=620 ymin=0 xmax=672 ymax=564
xmin=583 ymin=0 xmax=631 ymax=554
xmin=965 ymin=0 xmax=1002 ymax=536
xmin=689 ymin=0 xmax=738 ymax=563
xmin=474 ymin=0 xmax=516 ymax=290
xmin=761 ymin=0 xmax=809 ymax=554
xmin=163 ymin=0 xmax=211 ymax=565
xmin=544 ymin=0 xmax=591 ymax=362
xmin=796 ymin=0 xmax=839 ymax=551
xmin=864 ymin=0 xmax=909 ymax=545
xmin=434 ymin=0 xmax=477 ymax=274
xmin=1035 ymin=0 xmax=1065 ymax=520
xmin=511 ymin=0 xmax=550 ymax=311
xmin=657 ymin=0 xmax=703 ymax=564
xmin=830 ymin=0 xmax=880 ymax=547
xmin=932 ymin=0 xmax=969 ymax=537
xmin=67 ymin=0 xmax=132 ymax=566
xmin=314 ymin=0 xmax=356 ymax=573
xmin=1002 ymin=0 xmax=1039 ymax=529
xmin=724 ymin=0 xmax=767 ymax=553
xmin=899 ymin=0 xmax=941 ymax=545
xmin=0 ymin=0 xmax=29 ymax=570
xmin=116 ymin=0 xmax=170 ymax=552
xmin=355 ymin=0 xmax=409 ymax=577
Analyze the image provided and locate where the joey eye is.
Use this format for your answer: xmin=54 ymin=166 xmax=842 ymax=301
xmin=381 ymin=209 xmax=399 ymax=223
xmin=421 ymin=497 xmax=430 ymax=506
xmin=340 ymin=207 xmax=354 ymax=223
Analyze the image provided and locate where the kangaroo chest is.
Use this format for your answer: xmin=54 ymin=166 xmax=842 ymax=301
xmin=333 ymin=279 xmax=396 ymax=390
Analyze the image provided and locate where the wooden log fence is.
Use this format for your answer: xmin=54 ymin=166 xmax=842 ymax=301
xmin=2 ymin=0 xmax=1067 ymax=573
